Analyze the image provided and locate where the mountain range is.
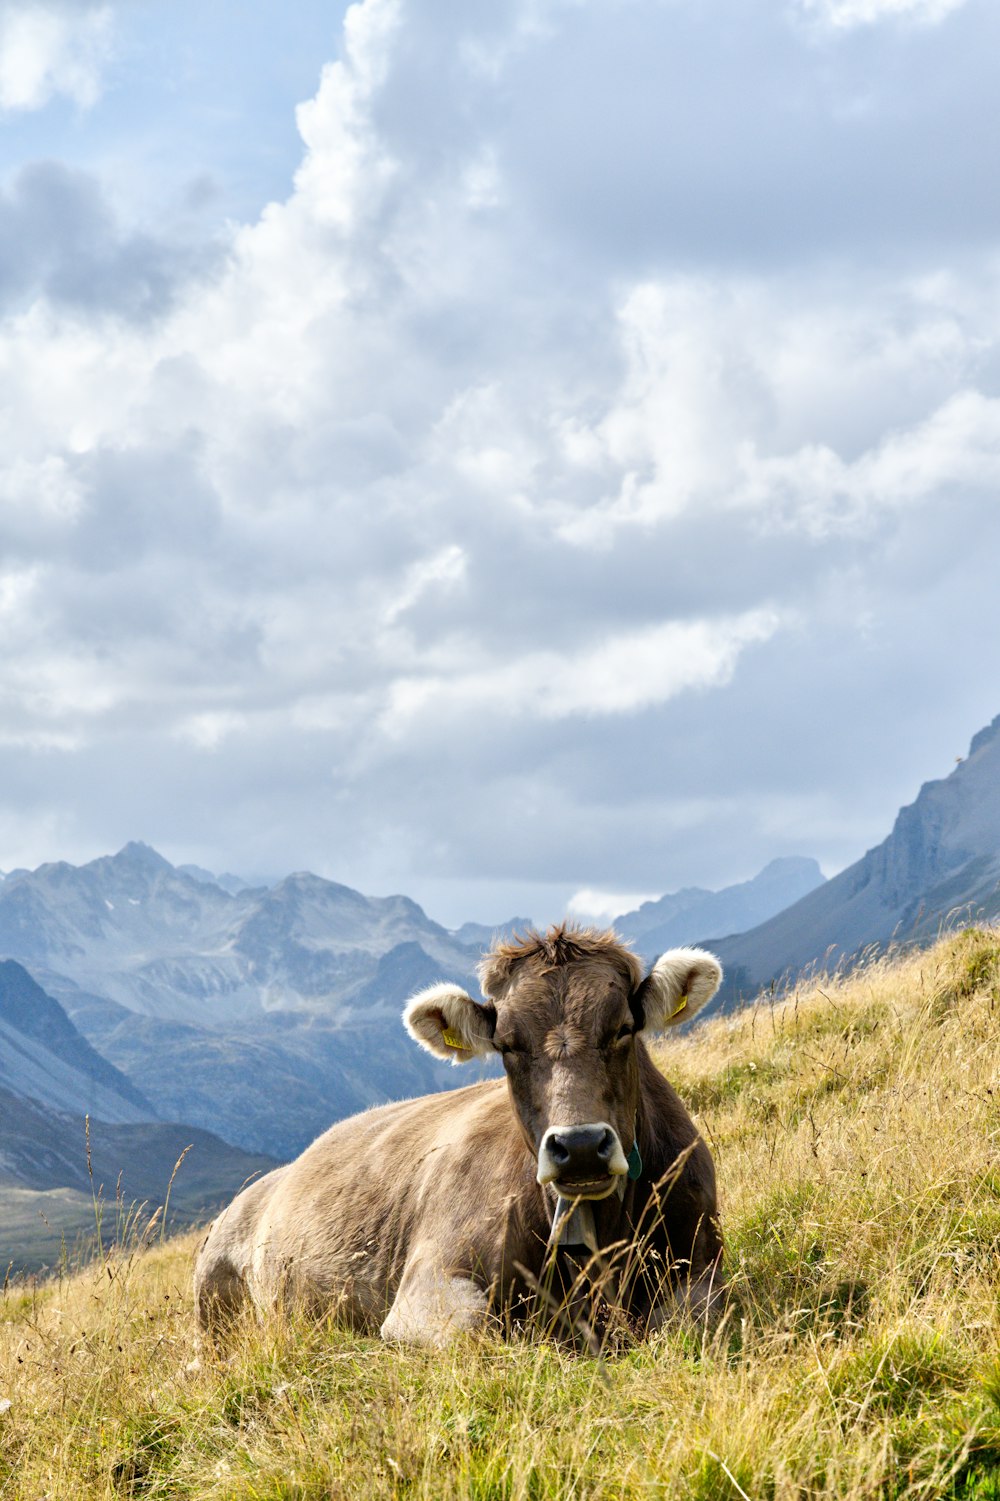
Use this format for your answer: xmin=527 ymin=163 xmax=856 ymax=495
xmin=0 ymin=841 xmax=477 ymax=1025
xmin=0 ymin=845 xmax=500 ymax=1161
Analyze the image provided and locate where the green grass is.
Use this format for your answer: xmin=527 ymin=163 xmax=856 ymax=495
xmin=2 ymin=930 xmax=1000 ymax=1498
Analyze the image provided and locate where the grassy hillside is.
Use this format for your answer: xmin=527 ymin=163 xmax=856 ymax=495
xmin=2 ymin=931 xmax=999 ymax=1499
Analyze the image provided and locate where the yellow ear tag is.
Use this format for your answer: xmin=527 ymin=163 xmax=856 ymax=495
xmin=442 ymin=1027 xmax=468 ymax=1051
xmin=671 ymin=995 xmax=688 ymax=1019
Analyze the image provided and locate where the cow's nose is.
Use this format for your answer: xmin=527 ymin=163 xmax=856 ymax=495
xmin=537 ymin=1123 xmax=625 ymax=1187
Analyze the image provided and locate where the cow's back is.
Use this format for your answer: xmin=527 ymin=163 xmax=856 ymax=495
xmin=196 ymin=1077 xmax=535 ymax=1332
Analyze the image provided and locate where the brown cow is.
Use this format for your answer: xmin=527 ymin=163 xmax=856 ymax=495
xmin=194 ymin=925 xmax=724 ymax=1347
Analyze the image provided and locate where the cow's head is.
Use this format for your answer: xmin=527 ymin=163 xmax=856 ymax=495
xmin=404 ymin=925 xmax=722 ymax=1201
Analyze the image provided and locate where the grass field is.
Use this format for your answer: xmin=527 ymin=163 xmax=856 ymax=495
xmin=2 ymin=930 xmax=999 ymax=1499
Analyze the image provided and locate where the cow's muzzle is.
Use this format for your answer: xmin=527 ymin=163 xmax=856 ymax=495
xmin=537 ymin=1122 xmax=629 ymax=1198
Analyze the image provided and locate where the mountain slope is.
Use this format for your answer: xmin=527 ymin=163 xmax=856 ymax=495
xmin=0 ymin=1084 xmax=273 ymax=1201
xmin=707 ymin=712 xmax=1000 ymax=1008
xmin=614 ymin=857 xmax=825 ymax=960
xmin=0 ymin=960 xmax=153 ymax=1123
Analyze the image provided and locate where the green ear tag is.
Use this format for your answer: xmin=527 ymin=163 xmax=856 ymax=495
xmin=671 ymin=994 xmax=688 ymax=1019
xmin=627 ymin=1140 xmax=643 ymax=1181
xmin=441 ymin=1027 xmax=467 ymax=1051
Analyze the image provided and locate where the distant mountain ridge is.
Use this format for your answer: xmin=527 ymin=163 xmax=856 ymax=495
xmin=177 ymin=864 xmax=258 ymax=896
xmin=613 ymin=857 xmax=826 ymax=960
xmin=0 ymin=841 xmax=476 ymax=1026
xmin=707 ymin=713 xmax=1000 ymax=1010
xmin=451 ymin=918 xmax=534 ymax=950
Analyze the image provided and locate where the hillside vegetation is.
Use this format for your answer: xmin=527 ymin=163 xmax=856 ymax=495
xmin=2 ymin=931 xmax=999 ymax=1499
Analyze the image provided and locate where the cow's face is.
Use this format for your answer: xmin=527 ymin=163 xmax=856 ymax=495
xmin=404 ymin=929 xmax=722 ymax=1201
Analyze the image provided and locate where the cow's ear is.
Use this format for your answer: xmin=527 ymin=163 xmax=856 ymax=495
xmin=403 ymin=983 xmax=497 ymax=1064
xmin=634 ymin=948 xmax=722 ymax=1032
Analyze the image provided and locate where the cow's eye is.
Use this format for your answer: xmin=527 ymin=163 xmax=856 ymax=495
xmin=498 ymin=1043 xmax=525 ymax=1059
xmin=614 ymin=1025 xmax=633 ymax=1045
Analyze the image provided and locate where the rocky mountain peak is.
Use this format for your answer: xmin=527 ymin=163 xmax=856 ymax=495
xmin=755 ymin=856 xmax=825 ymax=883
xmin=967 ymin=711 xmax=1000 ymax=760
xmin=871 ymin=713 xmax=1000 ymax=907
xmin=108 ymin=841 xmax=174 ymax=874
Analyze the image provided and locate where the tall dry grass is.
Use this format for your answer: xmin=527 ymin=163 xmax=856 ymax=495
xmin=1 ymin=930 xmax=999 ymax=1499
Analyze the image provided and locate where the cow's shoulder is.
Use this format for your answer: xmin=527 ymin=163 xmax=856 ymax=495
xmin=636 ymin=1045 xmax=714 ymax=1190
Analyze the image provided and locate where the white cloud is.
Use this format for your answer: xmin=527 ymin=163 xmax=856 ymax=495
xmin=0 ymin=567 xmax=39 ymax=628
xmin=175 ymin=711 xmax=249 ymax=751
xmin=566 ymin=888 xmax=659 ymax=923
xmin=381 ymin=610 xmax=783 ymax=733
xmin=550 ymin=273 xmax=997 ymax=548
xmin=384 ymin=545 xmax=468 ymax=625
xmin=737 ymin=389 xmax=1000 ymax=539
xmin=798 ymin=0 xmax=967 ymax=27
xmin=430 ymin=384 xmax=543 ymax=502
xmin=0 ymin=4 xmax=114 ymax=113
xmin=461 ymin=148 xmax=504 ymax=211
xmin=292 ymin=0 xmax=401 ymax=232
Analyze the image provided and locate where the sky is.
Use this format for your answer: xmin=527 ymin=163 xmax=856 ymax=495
xmin=0 ymin=0 xmax=998 ymax=929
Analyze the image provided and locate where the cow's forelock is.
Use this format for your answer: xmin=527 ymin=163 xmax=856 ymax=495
xmin=478 ymin=923 xmax=644 ymax=1001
